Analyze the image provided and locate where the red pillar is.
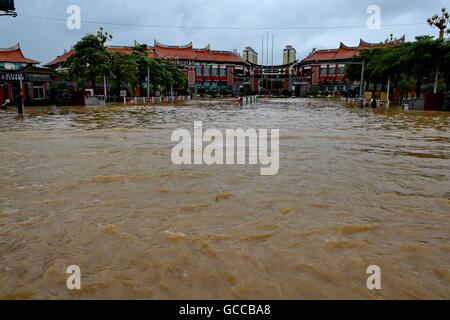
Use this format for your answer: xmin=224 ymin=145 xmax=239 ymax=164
xmin=8 ymin=82 xmax=13 ymax=100
xmin=0 ymin=85 xmax=4 ymax=104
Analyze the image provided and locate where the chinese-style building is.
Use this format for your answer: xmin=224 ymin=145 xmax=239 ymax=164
xmin=0 ymin=44 xmax=53 ymax=105
xmin=240 ymin=61 xmax=307 ymax=95
xmin=45 ymin=40 xmax=247 ymax=95
xmin=297 ymin=37 xmax=405 ymax=93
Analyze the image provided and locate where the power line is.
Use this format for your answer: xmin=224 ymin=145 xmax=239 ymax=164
xmin=17 ymin=13 xmax=428 ymax=31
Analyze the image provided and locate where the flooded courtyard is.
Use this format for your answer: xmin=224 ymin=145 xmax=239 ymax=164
xmin=0 ymin=98 xmax=449 ymax=299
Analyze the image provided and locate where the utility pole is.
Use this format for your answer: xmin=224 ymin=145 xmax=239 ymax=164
xmin=386 ymin=77 xmax=391 ymax=108
xmin=103 ymin=75 xmax=107 ymax=100
xmin=261 ymin=34 xmax=264 ymax=94
xmin=270 ymin=34 xmax=274 ymax=95
xmin=147 ymin=65 xmax=150 ymax=98
xmin=360 ymin=61 xmax=365 ymax=106
xmin=346 ymin=61 xmax=366 ymax=107
xmin=271 ymin=34 xmax=274 ymax=66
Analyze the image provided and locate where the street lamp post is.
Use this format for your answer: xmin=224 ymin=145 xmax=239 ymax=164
xmin=427 ymin=8 xmax=449 ymax=40
xmin=428 ymin=8 xmax=449 ymax=93
xmin=346 ymin=61 xmax=366 ymax=107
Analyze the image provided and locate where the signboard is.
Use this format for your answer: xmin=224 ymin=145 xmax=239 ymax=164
xmin=0 ymin=0 xmax=15 ymax=11
xmin=227 ymin=66 xmax=234 ymax=86
xmin=0 ymin=73 xmax=26 ymax=81
xmin=187 ymin=69 xmax=196 ymax=86
xmin=311 ymin=67 xmax=320 ymax=86
xmin=120 ymin=90 xmax=127 ymax=97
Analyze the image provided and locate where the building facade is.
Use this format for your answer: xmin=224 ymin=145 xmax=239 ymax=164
xmin=45 ymin=41 xmax=246 ymax=95
xmin=243 ymin=47 xmax=258 ymax=64
xmin=298 ymin=37 xmax=405 ymax=93
xmin=0 ymin=44 xmax=53 ymax=106
xmin=283 ymin=45 xmax=297 ymax=65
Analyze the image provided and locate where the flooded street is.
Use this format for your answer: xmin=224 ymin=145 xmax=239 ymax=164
xmin=0 ymin=98 xmax=449 ymax=299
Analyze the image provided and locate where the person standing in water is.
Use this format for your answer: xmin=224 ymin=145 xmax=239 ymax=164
xmin=14 ymin=91 xmax=24 ymax=115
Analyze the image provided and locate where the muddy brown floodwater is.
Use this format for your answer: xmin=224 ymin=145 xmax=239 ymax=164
xmin=0 ymin=98 xmax=449 ymax=299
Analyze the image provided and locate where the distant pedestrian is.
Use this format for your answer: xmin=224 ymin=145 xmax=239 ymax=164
xmin=371 ymin=91 xmax=377 ymax=109
xmin=14 ymin=92 xmax=24 ymax=115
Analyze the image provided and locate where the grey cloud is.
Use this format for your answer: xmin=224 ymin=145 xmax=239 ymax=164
xmin=0 ymin=0 xmax=447 ymax=65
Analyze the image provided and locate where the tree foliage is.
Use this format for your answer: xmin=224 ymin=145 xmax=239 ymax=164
xmin=109 ymin=51 xmax=138 ymax=98
xmin=65 ymin=32 xmax=191 ymax=97
xmin=65 ymin=34 xmax=111 ymax=92
xmin=346 ymin=36 xmax=450 ymax=96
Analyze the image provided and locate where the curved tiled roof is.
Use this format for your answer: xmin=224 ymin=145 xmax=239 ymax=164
xmin=154 ymin=40 xmax=197 ymax=60
xmin=334 ymin=43 xmax=358 ymax=60
xmin=45 ymin=42 xmax=244 ymax=66
xmin=194 ymin=45 xmax=215 ymax=61
xmin=43 ymin=49 xmax=74 ymax=67
xmin=0 ymin=44 xmax=39 ymax=64
xmin=302 ymin=36 xmax=406 ymax=63
xmin=211 ymin=51 xmax=243 ymax=63
xmin=303 ymin=49 xmax=339 ymax=62
xmin=359 ymin=36 xmax=405 ymax=49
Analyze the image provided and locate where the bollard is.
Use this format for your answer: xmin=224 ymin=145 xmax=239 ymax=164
xmin=358 ymin=98 xmax=365 ymax=108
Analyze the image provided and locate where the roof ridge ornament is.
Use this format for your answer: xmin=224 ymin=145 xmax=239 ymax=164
xmin=154 ymin=40 xmax=193 ymax=49
xmin=0 ymin=43 xmax=20 ymax=52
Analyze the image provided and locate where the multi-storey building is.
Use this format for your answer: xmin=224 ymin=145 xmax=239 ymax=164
xmin=45 ymin=41 xmax=246 ymax=95
xmin=243 ymin=47 xmax=258 ymax=64
xmin=298 ymin=37 xmax=405 ymax=93
xmin=0 ymin=43 xmax=53 ymax=105
xmin=283 ymin=45 xmax=297 ymax=65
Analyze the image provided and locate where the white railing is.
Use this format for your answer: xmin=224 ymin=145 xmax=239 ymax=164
xmin=123 ymin=95 xmax=191 ymax=105
xmin=238 ymin=96 xmax=257 ymax=106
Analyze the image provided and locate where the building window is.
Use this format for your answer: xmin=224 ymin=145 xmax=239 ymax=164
xmin=0 ymin=62 xmax=4 ymax=69
xmin=320 ymin=83 xmax=326 ymax=91
xmin=33 ymin=82 xmax=45 ymax=99
xmin=212 ymin=81 xmax=218 ymax=89
xmin=337 ymin=82 xmax=344 ymax=91
xmin=196 ymin=81 xmax=203 ymax=88
xmin=329 ymin=66 xmax=336 ymax=76
xmin=204 ymin=66 xmax=210 ymax=76
xmin=320 ymin=66 xmax=327 ymax=76
xmin=346 ymin=83 xmax=352 ymax=91
xmin=220 ymin=67 xmax=226 ymax=77
xmin=338 ymin=66 xmax=345 ymax=75
xmin=204 ymin=81 xmax=210 ymax=88
xmin=196 ymin=67 xmax=202 ymax=76
xmin=212 ymin=67 xmax=218 ymax=76
xmin=14 ymin=63 xmax=23 ymax=70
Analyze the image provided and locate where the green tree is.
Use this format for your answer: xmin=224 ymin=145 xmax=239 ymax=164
xmin=132 ymin=44 xmax=151 ymax=95
xmin=402 ymin=36 xmax=439 ymax=97
xmin=441 ymin=40 xmax=450 ymax=91
xmin=109 ymin=51 xmax=138 ymax=100
xmin=147 ymin=58 xmax=187 ymax=95
xmin=66 ymin=34 xmax=111 ymax=92
xmin=346 ymin=36 xmax=447 ymax=97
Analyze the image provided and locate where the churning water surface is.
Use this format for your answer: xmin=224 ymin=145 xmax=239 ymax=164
xmin=0 ymin=98 xmax=449 ymax=299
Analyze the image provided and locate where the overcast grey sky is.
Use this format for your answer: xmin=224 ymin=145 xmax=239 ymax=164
xmin=0 ymin=0 xmax=448 ymax=65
